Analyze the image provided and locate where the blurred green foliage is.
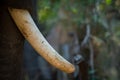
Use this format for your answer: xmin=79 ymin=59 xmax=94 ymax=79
xmin=106 ymin=0 xmax=112 ymax=5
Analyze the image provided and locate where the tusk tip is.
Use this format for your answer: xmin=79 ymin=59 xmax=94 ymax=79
xmin=65 ymin=64 xmax=75 ymax=73
xmin=69 ymin=65 xmax=76 ymax=73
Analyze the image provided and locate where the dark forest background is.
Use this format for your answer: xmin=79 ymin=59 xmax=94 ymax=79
xmin=24 ymin=0 xmax=120 ymax=80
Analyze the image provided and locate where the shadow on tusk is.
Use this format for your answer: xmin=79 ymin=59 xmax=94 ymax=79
xmin=8 ymin=8 xmax=75 ymax=73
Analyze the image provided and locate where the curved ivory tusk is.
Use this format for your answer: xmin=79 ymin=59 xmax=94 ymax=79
xmin=8 ymin=8 xmax=75 ymax=73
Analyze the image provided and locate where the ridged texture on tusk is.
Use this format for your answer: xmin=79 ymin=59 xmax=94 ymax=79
xmin=8 ymin=8 xmax=75 ymax=73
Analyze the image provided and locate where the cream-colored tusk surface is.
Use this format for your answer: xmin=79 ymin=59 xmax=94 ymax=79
xmin=8 ymin=8 xmax=75 ymax=73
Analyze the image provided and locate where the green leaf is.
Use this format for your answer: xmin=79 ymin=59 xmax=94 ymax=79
xmin=106 ymin=0 xmax=112 ymax=5
xmin=71 ymin=7 xmax=78 ymax=14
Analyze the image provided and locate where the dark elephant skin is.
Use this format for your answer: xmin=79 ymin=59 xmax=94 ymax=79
xmin=0 ymin=0 xmax=38 ymax=80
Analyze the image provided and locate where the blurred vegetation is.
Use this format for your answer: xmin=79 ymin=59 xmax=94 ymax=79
xmin=37 ymin=0 xmax=120 ymax=80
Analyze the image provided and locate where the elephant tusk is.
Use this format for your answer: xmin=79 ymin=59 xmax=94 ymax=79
xmin=8 ymin=8 xmax=75 ymax=73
